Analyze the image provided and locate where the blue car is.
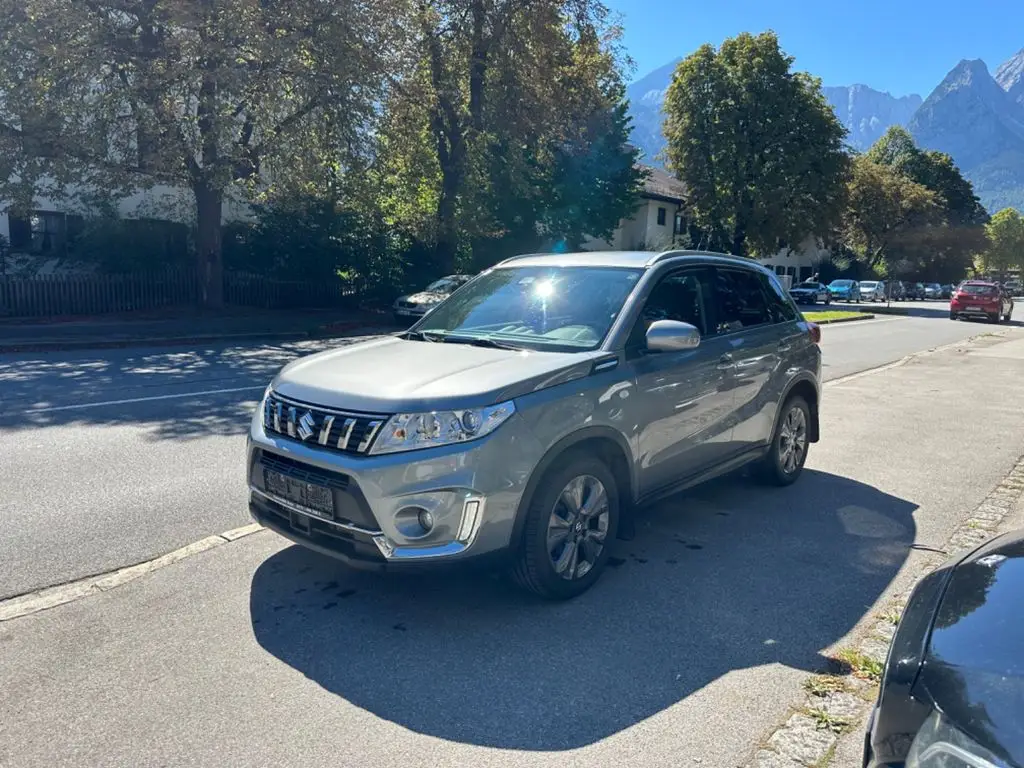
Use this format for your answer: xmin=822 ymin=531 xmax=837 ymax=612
xmin=827 ymin=279 xmax=861 ymax=303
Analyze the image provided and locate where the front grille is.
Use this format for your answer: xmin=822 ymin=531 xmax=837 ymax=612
xmin=398 ymin=301 xmax=417 ymax=309
xmin=263 ymin=392 xmax=389 ymax=455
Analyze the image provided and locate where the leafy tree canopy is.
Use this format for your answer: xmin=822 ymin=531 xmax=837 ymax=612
xmin=662 ymin=31 xmax=849 ymax=257
xmin=979 ymin=207 xmax=1024 ymax=276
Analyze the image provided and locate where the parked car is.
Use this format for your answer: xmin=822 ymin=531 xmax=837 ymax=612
xmin=887 ymin=281 xmax=906 ymax=301
xmin=248 ymin=251 xmax=822 ymax=599
xmin=924 ymin=283 xmax=943 ymax=300
xmin=828 ymin=279 xmax=861 ymax=303
xmin=940 ymin=284 xmax=954 ymax=299
xmin=1005 ymin=279 xmax=1024 ymax=297
xmin=858 ymin=280 xmax=886 ymax=302
xmin=392 ymin=275 xmax=474 ymax=325
xmin=789 ymin=280 xmax=831 ymax=305
xmin=863 ymin=527 xmax=1024 ymax=768
xmin=950 ymin=280 xmax=1015 ymax=323
xmin=903 ymin=282 xmax=926 ymax=300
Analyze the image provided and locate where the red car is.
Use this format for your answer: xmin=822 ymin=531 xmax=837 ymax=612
xmin=950 ymin=281 xmax=1014 ymax=323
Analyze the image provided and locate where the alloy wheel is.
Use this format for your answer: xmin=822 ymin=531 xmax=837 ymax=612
xmin=547 ymin=475 xmax=610 ymax=580
xmin=778 ymin=406 xmax=808 ymax=475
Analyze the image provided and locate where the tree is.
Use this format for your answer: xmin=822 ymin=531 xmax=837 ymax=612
xmin=402 ymin=0 xmax=641 ymax=273
xmin=980 ymin=207 xmax=1024 ymax=277
xmin=842 ymin=156 xmax=943 ymax=275
xmin=0 ymin=0 xmax=407 ymax=306
xmin=662 ymin=31 xmax=849 ymax=257
xmin=865 ymin=127 xmax=988 ymax=279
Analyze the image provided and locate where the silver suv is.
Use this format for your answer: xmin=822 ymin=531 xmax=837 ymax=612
xmin=247 ymin=250 xmax=822 ymax=599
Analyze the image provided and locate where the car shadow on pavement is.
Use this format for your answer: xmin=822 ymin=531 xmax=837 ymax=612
xmin=249 ymin=469 xmax=917 ymax=751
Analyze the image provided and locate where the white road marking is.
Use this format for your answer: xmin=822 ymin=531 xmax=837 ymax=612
xmin=22 ymin=385 xmax=265 ymax=414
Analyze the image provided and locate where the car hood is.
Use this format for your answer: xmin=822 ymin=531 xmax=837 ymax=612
xmin=918 ymin=530 xmax=1024 ymax=765
xmin=397 ymin=291 xmax=447 ymax=305
xmin=270 ymin=336 xmax=604 ymax=413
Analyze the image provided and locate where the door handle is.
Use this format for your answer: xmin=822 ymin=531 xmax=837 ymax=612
xmin=777 ymin=342 xmax=793 ymax=353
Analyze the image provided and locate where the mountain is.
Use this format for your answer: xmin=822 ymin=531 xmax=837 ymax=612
xmin=624 ymin=58 xmax=681 ymax=165
xmin=625 ymin=59 xmax=922 ymax=163
xmin=995 ymin=48 xmax=1024 ymax=106
xmin=821 ymin=85 xmax=922 ymax=150
xmin=909 ymin=57 xmax=1024 ymax=212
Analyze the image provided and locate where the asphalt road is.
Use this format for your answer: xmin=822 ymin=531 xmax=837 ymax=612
xmin=1 ymin=306 xmax=1021 ymax=600
xmin=3 ymin=330 xmax=1024 ymax=768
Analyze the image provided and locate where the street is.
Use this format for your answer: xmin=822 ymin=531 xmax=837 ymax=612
xmin=2 ymin=311 xmax=1024 ymax=767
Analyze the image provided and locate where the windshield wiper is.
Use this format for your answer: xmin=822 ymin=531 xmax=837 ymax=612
xmin=400 ymin=329 xmax=446 ymax=342
xmin=442 ymin=335 xmax=523 ymax=350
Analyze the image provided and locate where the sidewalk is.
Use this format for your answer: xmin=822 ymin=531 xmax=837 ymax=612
xmin=2 ymin=331 xmax=1024 ymax=768
xmin=0 ymin=308 xmax=395 ymax=352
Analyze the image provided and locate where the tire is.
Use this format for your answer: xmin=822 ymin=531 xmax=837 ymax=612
xmin=950 ymin=311 xmax=957 ymax=321
xmin=989 ymin=312 xmax=1001 ymax=324
xmin=511 ymin=452 xmax=620 ymax=600
xmin=756 ymin=396 xmax=811 ymax=487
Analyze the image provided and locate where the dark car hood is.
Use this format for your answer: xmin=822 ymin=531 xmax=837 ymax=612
xmin=919 ymin=530 xmax=1024 ymax=765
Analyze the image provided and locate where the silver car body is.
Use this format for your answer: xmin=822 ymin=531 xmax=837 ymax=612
xmin=392 ymin=275 xmax=473 ymax=320
xmin=859 ymin=281 xmax=886 ymax=302
xmin=248 ymin=251 xmax=822 ymax=570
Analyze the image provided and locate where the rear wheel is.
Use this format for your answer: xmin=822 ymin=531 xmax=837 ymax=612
xmin=989 ymin=312 xmax=1001 ymax=324
xmin=950 ymin=311 xmax=958 ymax=321
xmin=511 ymin=453 xmax=619 ymax=600
xmin=756 ymin=396 xmax=810 ymax=487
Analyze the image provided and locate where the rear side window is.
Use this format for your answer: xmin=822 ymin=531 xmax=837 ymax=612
xmin=761 ymin=272 xmax=799 ymax=323
xmin=713 ymin=269 xmax=773 ymax=333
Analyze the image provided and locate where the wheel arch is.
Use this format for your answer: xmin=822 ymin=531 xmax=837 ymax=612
xmin=510 ymin=427 xmax=635 ymax=550
xmin=777 ymin=375 xmax=820 ymax=443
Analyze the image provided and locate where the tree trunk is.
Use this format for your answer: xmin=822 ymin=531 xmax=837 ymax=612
xmin=195 ymin=182 xmax=224 ymax=308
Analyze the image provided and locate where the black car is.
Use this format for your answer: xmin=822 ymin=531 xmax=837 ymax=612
xmin=789 ymin=281 xmax=831 ymax=305
xmin=903 ymin=282 xmax=926 ymax=301
xmin=863 ymin=528 xmax=1024 ymax=767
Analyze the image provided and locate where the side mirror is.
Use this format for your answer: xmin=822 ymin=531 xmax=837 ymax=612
xmin=646 ymin=320 xmax=701 ymax=352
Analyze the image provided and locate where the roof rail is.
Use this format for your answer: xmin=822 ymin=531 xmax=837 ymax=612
xmin=494 ymin=252 xmax=551 ymax=267
xmin=647 ymin=249 xmax=736 ymax=265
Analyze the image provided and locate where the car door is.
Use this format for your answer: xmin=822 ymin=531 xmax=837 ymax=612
xmin=628 ymin=266 xmax=738 ymax=495
xmin=711 ymin=266 xmax=793 ymax=450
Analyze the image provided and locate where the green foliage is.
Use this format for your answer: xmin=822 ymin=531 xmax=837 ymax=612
xmin=662 ymin=31 xmax=850 ymax=257
xmin=846 ymin=128 xmax=987 ymax=281
xmin=980 ymin=207 xmax=1024 ymax=275
xmin=0 ymin=0 xmax=408 ymax=305
xmin=73 ymin=217 xmax=191 ymax=274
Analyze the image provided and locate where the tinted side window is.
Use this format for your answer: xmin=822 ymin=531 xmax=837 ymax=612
xmin=713 ymin=268 xmax=772 ymax=333
xmin=761 ymin=272 xmax=798 ymax=323
xmin=628 ymin=268 xmax=711 ymax=348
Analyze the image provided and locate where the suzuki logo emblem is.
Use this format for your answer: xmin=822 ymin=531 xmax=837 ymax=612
xmin=296 ymin=411 xmax=316 ymax=441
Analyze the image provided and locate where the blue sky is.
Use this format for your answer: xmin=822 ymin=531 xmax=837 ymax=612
xmin=604 ymin=0 xmax=1024 ymax=97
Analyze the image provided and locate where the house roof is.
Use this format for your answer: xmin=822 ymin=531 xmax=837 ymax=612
xmin=640 ymin=165 xmax=687 ymax=203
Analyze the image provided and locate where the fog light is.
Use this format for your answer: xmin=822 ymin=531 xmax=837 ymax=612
xmin=417 ymin=509 xmax=434 ymax=532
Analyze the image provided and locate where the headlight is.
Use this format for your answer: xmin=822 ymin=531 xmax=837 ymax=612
xmin=369 ymin=401 xmax=516 ymax=455
xmin=906 ymin=711 xmax=1006 ymax=768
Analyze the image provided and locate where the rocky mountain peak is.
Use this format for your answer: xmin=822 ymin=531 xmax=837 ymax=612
xmin=995 ymin=48 xmax=1024 ymax=105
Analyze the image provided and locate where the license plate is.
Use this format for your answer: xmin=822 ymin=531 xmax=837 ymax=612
xmin=263 ymin=469 xmax=334 ymax=519
xmin=967 ymin=306 xmax=981 ymax=312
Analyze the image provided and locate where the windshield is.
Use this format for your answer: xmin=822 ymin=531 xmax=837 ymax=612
xmin=927 ymin=283 xmax=941 ymax=289
xmin=959 ymin=284 xmax=998 ymax=295
xmin=414 ymin=266 xmax=643 ymax=351
xmin=425 ymin=277 xmax=466 ymax=293
xmin=860 ymin=281 xmax=878 ymax=289
xmin=830 ymin=280 xmax=853 ymax=287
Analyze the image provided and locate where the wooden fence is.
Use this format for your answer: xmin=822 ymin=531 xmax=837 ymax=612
xmin=0 ymin=269 xmax=358 ymax=317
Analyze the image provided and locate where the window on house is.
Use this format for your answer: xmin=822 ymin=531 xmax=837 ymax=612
xmin=673 ymin=212 xmax=685 ymax=235
xmin=657 ymin=207 xmax=666 ymax=226
xmin=7 ymin=210 xmax=79 ymax=255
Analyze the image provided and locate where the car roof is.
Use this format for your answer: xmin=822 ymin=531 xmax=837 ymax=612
xmin=494 ymin=249 xmax=764 ymax=271
xmin=963 ymin=280 xmax=997 ymax=285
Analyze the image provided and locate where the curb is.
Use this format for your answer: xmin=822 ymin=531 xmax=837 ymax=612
xmin=811 ymin=314 xmax=875 ymax=325
xmin=743 ymin=456 xmax=1024 ymax=768
xmin=0 ymin=524 xmax=265 ymax=622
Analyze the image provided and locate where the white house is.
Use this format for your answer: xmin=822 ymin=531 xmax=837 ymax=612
xmin=583 ymin=166 xmax=688 ymax=252
xmin=584 ymin=166 xmax=831 ymax=283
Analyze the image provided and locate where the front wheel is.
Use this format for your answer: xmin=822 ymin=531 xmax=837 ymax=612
xmin=511 ymin=453 xmax=619 ymax=600
xmin=756 ymin=396 xmax=811 ymax=487
xmin=989 ymin=312 xmax=1001 ymax=324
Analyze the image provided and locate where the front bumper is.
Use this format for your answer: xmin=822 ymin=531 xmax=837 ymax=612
xmin=247 ymin=407 xmax=545 ymax=568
